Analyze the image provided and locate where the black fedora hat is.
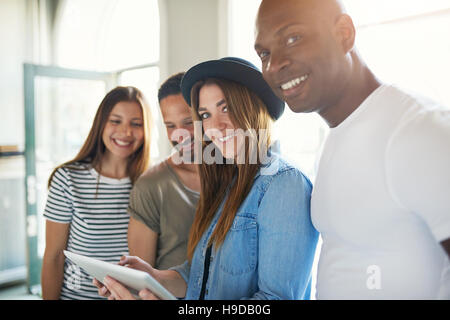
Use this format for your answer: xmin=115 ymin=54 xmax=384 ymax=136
xmin=181 ymin=57 xmax=285 ymax=120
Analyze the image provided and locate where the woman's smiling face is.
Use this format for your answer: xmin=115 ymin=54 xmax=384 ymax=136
xmin=197 ymin=83 xmax=244 ymax=160
xmin=102 ymin=101 xmax=145 ymax=161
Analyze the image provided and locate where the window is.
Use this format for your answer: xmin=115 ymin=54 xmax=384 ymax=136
xmin=345 ymin=0 xmax=450 ymax=108
xmin=55 ymin=0 xmax=162 ymax=161
xmin=55 ymin=0 xmax=160 ymax=71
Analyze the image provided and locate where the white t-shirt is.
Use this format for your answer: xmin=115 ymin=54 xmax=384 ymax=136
xmin=312 ymin=84 xmax=450 ymax=299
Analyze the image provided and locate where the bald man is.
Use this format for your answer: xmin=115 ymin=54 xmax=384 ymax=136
xmin=255 ymin=0 xmax=450 ymax=299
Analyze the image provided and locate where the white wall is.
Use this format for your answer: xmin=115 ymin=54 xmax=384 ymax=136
xmin=159 ymin=0 xmax=226 ymax=80
xmin=0 ymin=0 xmax=28 ymax=148
xmin=156 ymin=0 xmax=228 ymax=159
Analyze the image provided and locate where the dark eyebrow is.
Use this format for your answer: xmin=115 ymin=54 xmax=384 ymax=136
xmin=276 ymin=23 xmax=305 ymax=36
xmin=216 ymin=99 xmax=226 ymax=107
xmin=255 ymin=23 xmax=306 ymax=50
xmin=198 ymin=99 xmax=227 ymax=112
xmin=111 ymin=114 xmax=142 ymax=121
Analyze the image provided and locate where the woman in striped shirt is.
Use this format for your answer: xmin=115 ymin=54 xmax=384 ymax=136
xmin=41 ymin=86 xmax=152 ymax=300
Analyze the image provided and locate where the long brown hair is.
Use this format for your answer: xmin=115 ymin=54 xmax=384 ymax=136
xmin=47 ymin=86 xmax=152 ymax=187
xmin=187 ymin=78 xmax=273 ymax=260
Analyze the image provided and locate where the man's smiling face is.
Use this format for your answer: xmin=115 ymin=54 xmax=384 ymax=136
xmin=254 ymin=0 xmax=350 ymax=115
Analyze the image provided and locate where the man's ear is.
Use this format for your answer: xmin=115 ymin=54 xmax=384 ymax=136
xmin=335 ymin=14 xmax=356 ymax=54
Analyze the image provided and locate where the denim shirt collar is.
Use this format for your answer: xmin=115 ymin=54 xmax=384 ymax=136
xmin=254 ymin=140 xmax=281 ymax=180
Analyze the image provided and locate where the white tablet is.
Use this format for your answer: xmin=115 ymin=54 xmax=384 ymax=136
xmin=63 ymin=250 xmax=177 ymax=300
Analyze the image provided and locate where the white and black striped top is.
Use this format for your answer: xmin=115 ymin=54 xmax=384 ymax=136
xmin=44 ymin=162 xmax=132 ymax=300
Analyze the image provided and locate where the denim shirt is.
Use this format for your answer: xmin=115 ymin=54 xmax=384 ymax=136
xmin=170 ymin=153 xmax=319 ymax=300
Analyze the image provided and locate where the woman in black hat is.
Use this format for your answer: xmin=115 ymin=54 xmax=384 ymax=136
xmin=95 ymin=57 xmax=319 ymax=300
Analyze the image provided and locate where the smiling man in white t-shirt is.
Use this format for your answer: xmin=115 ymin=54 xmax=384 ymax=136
xmin=255 ymin=0 xmax=450 ymax=299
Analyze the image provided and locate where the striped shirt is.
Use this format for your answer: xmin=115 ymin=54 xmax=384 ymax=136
xmin=44 ymin=163 xmax=132 ymax=300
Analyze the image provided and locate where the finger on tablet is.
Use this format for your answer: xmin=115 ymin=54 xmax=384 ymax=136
xmin=104 ymin=276 xmax=136 ymax=300
xmin=118 ymin=256 xmax=127 ymax=266
xmin=118 ymin=256 xmax=145 ymax=271
xmin=93 ymin=278 xmax=110 ymax=297
xmin=92 ymin=278 xmax=102 ymax=288
xmin=139 ymin=288 xmax=160 ymax=300
xmin=100 ymin=285 xmax=110 ymax=297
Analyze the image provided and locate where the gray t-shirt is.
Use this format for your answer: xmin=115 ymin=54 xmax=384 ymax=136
xmin=128 ymin=159 xmax=199 ymax=269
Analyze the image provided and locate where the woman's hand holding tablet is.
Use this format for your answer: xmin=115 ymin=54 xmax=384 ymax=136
xmin=63 ymin=251 xmax=176 ymax=300
xmin=96 ymin=256 xmax=163 ymax=300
